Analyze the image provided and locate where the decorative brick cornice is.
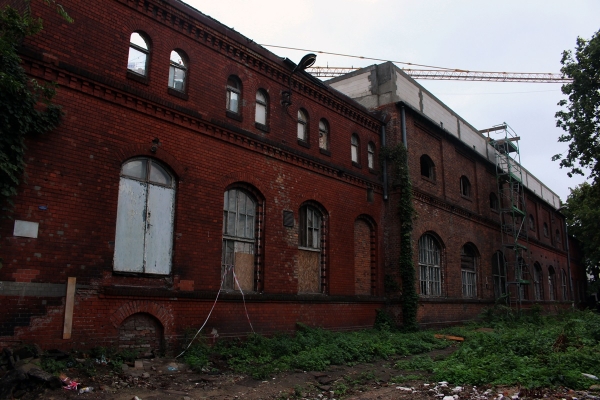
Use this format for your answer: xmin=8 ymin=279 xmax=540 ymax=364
xmin=116 ymin=0 xmax=381 ymax=133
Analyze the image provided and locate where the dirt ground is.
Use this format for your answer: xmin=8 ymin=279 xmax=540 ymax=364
xmin=7 ymin=347 xmax=596 ymax=400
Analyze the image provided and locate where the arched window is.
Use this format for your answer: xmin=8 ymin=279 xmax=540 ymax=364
xmin=226 ymin=75 xmax=242 ymax=114
xmin=255 ymin=90 xmax=268 ymax=126
xmin=420 ymin=155 xmax=435 ymax=180
xmin=418 ymin=234 xmax=441 ymax=296
xmin=319 ymin=119 xmax=329 ymax=151
xmin=555 ymin=229 xmax=562 ymax=248
xmin=518 ymin=258 xmax=529 ymax=300
xmin=533 ymin=263 xmax=544 ymax=300
xmin=529 ymin=214 xmax=536 ymax=231
xmin=489 ymin=193 xmax=499 ymax=211
xmin=114 ymin=158 xmax=175 ymax=274
xmin=492 ymin=251 xmax=507 ymax=299
xmin=561 ymin=269 xmax=568 ymax=300
xmin=543 ymin=222 xmax=549 ymax=237
xmin=460 ymin=176 xmax=471 ymax=197
xmin=461 ymin=244 xmax=477 ymax=298
xmin=297 ymin=109 xmax=308 ymax=142
xmin=298 ymin=203 xmax=326 ymax=294
xmin=128 ymin=32 xmax=150 ymax=76
xmin=168 ymin=50 xmax=187 ymax=92
xmin=367 ymin=142 xmax=375 ymax=170
xmin=351 ymin=134 xmax=360 ymax=164
xmin=222 ymin=188 xmax=257 ymax=291
xmin=548 ymin=266 xmax=556 ymax=300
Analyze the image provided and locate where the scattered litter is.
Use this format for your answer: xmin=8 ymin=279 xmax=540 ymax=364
xmin=583 ymin=373 xmax=599 ymax=380
xmin=95 ymin=354 xmax=108 ymax=365
xmin=79 ymin=386 xmax=94 ymax=394
xmin=167 ymin=366 xmax=178 ymax=371
xmin=442 ymin=396 xmax=455 ymax=400
xmin=132 ymin=396 xmax=142 ymax=400
xmin=434 ymin=334 xmax=465 ymax=342
xmin=452 ymin=386 xmax=463 ymax=393
xmin=396 ymin=386 xmax=412 ymax=391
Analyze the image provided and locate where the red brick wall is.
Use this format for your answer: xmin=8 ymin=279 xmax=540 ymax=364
xmin=354 ymin=219 xmax=371 ymax=295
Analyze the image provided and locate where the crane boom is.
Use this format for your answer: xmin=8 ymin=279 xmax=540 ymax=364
xmin=306 ymin=67 xmax=571 ymax=83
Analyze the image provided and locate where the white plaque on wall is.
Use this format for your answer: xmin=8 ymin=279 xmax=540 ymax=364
xmin=14 ymin=220 xmax=39 ymax=238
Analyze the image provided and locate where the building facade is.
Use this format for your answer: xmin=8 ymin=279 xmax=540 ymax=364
xmin=0 ymin=1 xmax=585 ymax=352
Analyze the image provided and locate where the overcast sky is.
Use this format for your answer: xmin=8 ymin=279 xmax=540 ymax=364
xmin=183 ymin=0 xmax=599 ymax=202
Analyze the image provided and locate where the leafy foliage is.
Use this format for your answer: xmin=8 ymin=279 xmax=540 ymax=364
xmin=554 ymin=29 xmax=600 ymax=180
xmin=183 ymin=323 xmax=448 ymax=380
xmin=0 ymin=5 xmax=63 ymax=212
xmin=410 ymin=310 xmax=600 ymax=389
xmin=381 ymin=143 xmax=418 ymax=331
xmin=562 ymin=182 xmax=600 ymax=290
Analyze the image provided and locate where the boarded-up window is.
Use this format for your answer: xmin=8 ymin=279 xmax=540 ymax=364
xmin=222 ymin=189 xmax=256 ymax=291
xmin=114 ymin=158 xmax=175 ymax=275
xmin=354 ymin=219 xmax=372 ymax=295
xmin=298 ymin=205 xmax=324 ymax=293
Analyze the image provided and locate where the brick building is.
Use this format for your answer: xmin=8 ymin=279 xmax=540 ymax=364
xmin=329 ymin=63 xmax=586 ymax=327
xmin=0 ymin=0 xmax=584 ymax=352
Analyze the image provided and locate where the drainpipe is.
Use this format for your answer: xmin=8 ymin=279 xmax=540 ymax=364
xmin=381 ymin=123 xmax=388 ymax=201
xmin=401 ymin=105 xmax=407 ymax=148
xmin=558 ymin=206 xmax=574 ymax=304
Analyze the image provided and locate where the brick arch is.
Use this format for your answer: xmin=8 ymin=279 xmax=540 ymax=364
xmin=114 ymin=143 xmax=186 ymax=180
xmin=219 ymin=172 xmax=266 ymax=196
xmin=110 ymin=301 xmax=174 ymax=335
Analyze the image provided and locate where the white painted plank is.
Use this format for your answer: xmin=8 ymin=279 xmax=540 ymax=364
xmin=114 ymin=178 xmax=146 ymax=272
xmin=144 ymin=184 xmax=174 ymax=275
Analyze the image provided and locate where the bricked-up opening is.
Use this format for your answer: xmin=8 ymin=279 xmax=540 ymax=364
xmin=354 ymin=216 xmax=377 ymax=295
xmin=222 ymin=184 xmax=265 ymax=292
xmin=119 ymin=313 xmax=164 ymax=354
xmin=298 ymin=201 xmax=328 ymax=294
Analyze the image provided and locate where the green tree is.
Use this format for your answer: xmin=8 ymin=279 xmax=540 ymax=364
xmin=554 ymin=29 xmax=600 ymax=179
xmin=0 ymin=4 xmax=65 ymax=212
xmin=563 ymin=182 xmax=600 ymax=293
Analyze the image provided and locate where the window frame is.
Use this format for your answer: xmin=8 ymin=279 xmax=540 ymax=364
xmin=254 ymin=89 xmax=269 ymax=131
xmin=548 ymin=266 xmax=556 ymax=300
xmin=298 ymin=203 xmax=327 ymax=294
xmin=420 ymin=154 xmax=435 ymax=181
xmin=113 ymin=157 xmax=175 ymax=275
xmin=351 ymin=133 xmax=360 ymax=166
xmin=127 ymin=32 xmax=150 ymax=81
xmin=460 ymin=175 xmax=471 ymax=198
xmin=221 ymin=188 xmax=259 ymax=291
xmin=297 ymin=109 xmax=309 ymax=144
xmin=492 ymin=251 xmax=507 ymax=300
xmin=489 ymin=192 xmax=499 ymax=211
xmin=318 ymin=119 xmax=329 ymax=152
xmin=168 ymin=49 xmax=187 ymax=94
xmin=367 ymin=141 xmax=376 ymax=170
xmin=418 ymin=234 xmax=442 ymax=297
xmin=226 ymin=75 xmax=242 ymax=118
xmin=460 ymin=244 xmax=477 ymax=298
xmin=543 ymin=222 xmax=549 ymax=237
xmin=533 ymin=263 xmax=544 ymax=300
xmin=561 ymin=269 xmax=568 ymax=300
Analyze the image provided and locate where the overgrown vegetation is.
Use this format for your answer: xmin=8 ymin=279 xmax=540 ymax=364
xmin=183 ymin=309 xmax=600 ymax=390
xmin=381 ymin=143 xmax=419 ymax=331
xmin=0 ymin=4 xmax=65 ymax=213
xmin=183 ymin=323 xmax=448 ymax=380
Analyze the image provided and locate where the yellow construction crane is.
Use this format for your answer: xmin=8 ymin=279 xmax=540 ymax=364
xmin=306 ymin=67 xmax=570 ymax=83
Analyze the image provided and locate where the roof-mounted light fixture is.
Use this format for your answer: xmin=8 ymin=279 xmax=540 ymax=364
xmin=282 ymin=53 xmax=317 ymax=107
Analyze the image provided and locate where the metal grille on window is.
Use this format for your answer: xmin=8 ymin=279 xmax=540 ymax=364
xmin=419 ymin=234 xmax=441 ymax=296
xmin=222 ymin=189 xmax=256 ymax=291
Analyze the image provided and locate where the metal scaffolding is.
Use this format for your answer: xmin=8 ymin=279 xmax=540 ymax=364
xmin=485 ymin=124 xmax=532 ymax=309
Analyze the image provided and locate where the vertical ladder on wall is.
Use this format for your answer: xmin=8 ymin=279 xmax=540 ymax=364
xmin=487 ymin=124 xmax=531 ymax=311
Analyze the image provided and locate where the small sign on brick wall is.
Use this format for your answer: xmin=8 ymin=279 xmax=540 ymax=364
xmin=14 ymin=220 xmax=39 ymax=238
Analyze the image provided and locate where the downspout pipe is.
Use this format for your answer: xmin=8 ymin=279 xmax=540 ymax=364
xmin=401 ymin=105 xmax=407 ymax=148
xmin=558 ymin=207 xmax=574 ymax=304
xmin=381 ymin=123 xmax=388 ymax=201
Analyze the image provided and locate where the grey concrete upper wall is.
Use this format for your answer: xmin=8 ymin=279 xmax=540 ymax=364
xmin=327 ymin=62 xmax=561 ymax=209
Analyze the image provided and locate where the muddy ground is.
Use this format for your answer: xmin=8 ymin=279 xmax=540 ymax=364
xmin=6 ymin=345 xmax=598 ymax=400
